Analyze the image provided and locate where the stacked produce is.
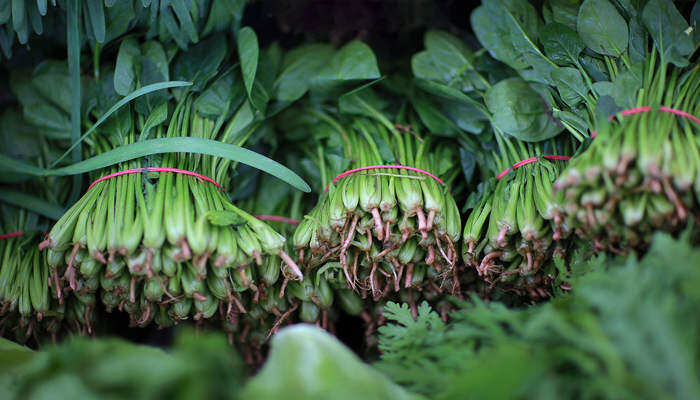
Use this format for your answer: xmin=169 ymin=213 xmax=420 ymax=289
xmin=556 ymin=55 xmax=699 ymax=253
xmin=29 ymin=35 xmax=309 ymax=357
xmin=409 ymin=27 xmax=589 ymax=299
xmin=461 ymin=138 xmax=579 ymax=299
xmin=376 ymin=233 xmax=700 ymax=400
xmin=0 ymin=207 xmax=95 ymax=344
xmin=465 ymin=0 xmax=699 ymax=253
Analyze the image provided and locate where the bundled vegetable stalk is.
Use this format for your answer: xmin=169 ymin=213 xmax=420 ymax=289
xmin=39 ymin=86 xmax=303 ymax=345
xmin=463 ymin=0 xmax=699 ymax=252
xmin=286 ymin=104 xmax=462 ymax=335
xmin=462 ymin=137 xmax=579 ymax=299
xmin=556 ymin=56 xmax=699 ymax=252
xmin=0 ymin=206 xmax=96 ymax=344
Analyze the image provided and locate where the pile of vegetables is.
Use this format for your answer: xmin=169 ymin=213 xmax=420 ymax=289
xmin=375 ymin=233 xmax=700 ymax=400
xmin=0 ymin=0 xmax=698 ymax=398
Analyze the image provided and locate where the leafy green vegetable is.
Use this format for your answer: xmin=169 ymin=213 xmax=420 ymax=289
xmin=243 ymin=325 xmax=421 ymax=400
xmin=576 ymin=0 xmax=629 ymax=57
xmin=378 ymin=233 xmax=700 ymax=400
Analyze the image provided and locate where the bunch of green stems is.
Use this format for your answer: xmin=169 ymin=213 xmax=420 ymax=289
xmin=292 ymin=111 xmax=462 ymax=317
xmin=462 ymin=135 xmax=578 ymax=299
xmin=556 ymin=56 xmax=700 ymax=253
xmin=40 ymin=94 xmax=302 ymax=342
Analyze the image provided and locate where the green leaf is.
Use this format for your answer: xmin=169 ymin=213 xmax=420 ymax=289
xmin=134 ymin=41 xmax=171 ymax=115
xmin=138 ymin=102 xmax=168 ymax=141
xmin=313 ymin=40 xmax=380 ymax=84
xmin=0 ymin=189 xmax=66 ymax=220
xmin=172 ymin=35 xmax=227 ymax=91
xmin=205 ymin=210 xmax=246 ymax=226
xmin=485 ymin=77 xmax=562 ymax=142
xmin=242 ymin=325 xmax=421 ymax=400
xmin=85 ymin=0 xmax=106 ymax=43
xmin=471 ymin=0 xmax=549 ymax=70
xmin=51 ymin=81 xmax=193 ymax=167
xmin=577 ymin=0 xmax=629 ymax=56
xmin=1 ymin=137 xmax=310 ymax=192
xmin=411 ymin=95 xmax=460 ymax=137
xmin=103 ymin=0 xmax=135 ymax=43
xmin=237 ymin=26 xmax=259 ymax=99
xmin=611 ymin=68 xmax=642 ymax=109
xmin=423 ymin=30 xmax=474 ymax=83
xmin=114 ymin=38 xmax=140 ymax=96
xmin=550 ymin=67 xmax=588 ymax=106
xmin=642 ymin=0 xmax=694 ymax=66
xmin=540 ymin=22 xmax=585 ymax=66
xmin=194 ymin=69 xmax=242 ymax=117
xmin=274 ymin=43 xmax=334 ymax=102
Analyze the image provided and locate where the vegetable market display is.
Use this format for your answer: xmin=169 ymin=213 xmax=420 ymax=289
xmin=0 ymin=0 xmax=698 ymax=398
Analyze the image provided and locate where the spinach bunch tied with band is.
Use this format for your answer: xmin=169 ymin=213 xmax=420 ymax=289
xmin=470 ymin=0 xmax=698 ymax=253
xmin=281 ymin=92 xmax=463 ymax=338
xmin=410 ymin=27 xmax=586 ymax=299
xmin=37 ymin=32 xmax=310 ymax=350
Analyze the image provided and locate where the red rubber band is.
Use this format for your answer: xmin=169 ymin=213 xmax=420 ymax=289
xmin=0 ymin=231 xmax=23 ymax=240
xmin=254 ymin=215 xmax=301 ymax=225
xmin=88 ymin=168 xmax=224 ymax=191
xmin=497 ymin=155 xmax=571 ymax=179
xmin=324 ymin=165 xmax=444 ymax=192
xmin=591 ymin=105 xmax=699 ymax=138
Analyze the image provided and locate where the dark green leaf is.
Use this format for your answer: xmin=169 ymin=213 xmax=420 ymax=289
xmin=485 ymin=77 xmax=562 ymax=142
xmin=577 ymin=0 xmax=629 ymax=56
xmin=540 ymin=22 xmax=585 ymax=66
xmin=237 ymin=26 xmax=259 ymax=99
xmin=114 ymin=38 xmax=140 ymax=96
xmin=642 ymin=0 xmax=694 ymax=66
xmin=274 ymin=43 xmax=334 ymax=102
xmin=86 ymin=0 xmax=106 ymax=43
xmin=172 ymin=35 xmax=227 ymax=91
xmin=550 ymin=67 xmax=588 ymax=106
xmin=1 ymin=137 xmax=310 ymax=192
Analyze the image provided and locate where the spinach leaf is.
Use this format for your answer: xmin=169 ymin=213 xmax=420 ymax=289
xmin=274 ymin=43 xmax=334 ymax=102
xmin=550 ymin=67 xmax=588 ymax=107
xmin=237 ymin=26 xmax=259 ymax=99
xmin=471 ymin=0 xmax=547 ymax=71
xmin=172 ymin=34 xmax=227 ymax=91
xmin=642 ymin=0 xmax=694 ymax=67
xmin=114 ymin=38 xmax=140 ymax=96
xmin=485 ymin=77 xmax=562 ymax=142
xmin=540 ymin=22 xmax=585 ymax=66
xmin=576 ymin=0 xmax=629 ymax=56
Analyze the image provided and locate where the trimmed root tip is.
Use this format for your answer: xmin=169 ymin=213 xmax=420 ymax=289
xmin=279 ymin=250 xmax=304 ymax=280
xmin=371 ymin=208 xmax=384 ymax=241
xmin=38 ymin=238 xmax=52 ymax=251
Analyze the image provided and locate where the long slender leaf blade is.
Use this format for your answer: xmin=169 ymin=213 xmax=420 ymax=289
xmin=237 ymin=26 xmax=259 ymax=99
xmin=50 ymin=81 xmax=192 ymax=168
xmin=0 ymin=189 xmax=66 ymax=220
xmin=1 ymin=138 xmax=311 ymax=192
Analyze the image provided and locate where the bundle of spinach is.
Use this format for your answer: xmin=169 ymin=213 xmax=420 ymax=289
xmin=280 ymin=94 xmax=464 ymax=341
xmin=469 ymin=0 xmax=698 ymax=252
xmin=376 ymin=232 xmax=700 ymax=400
xmin=27 ymin=32 xmax=316 ymax=353
xmin=410 ymin=28 xmax=585 ymax=299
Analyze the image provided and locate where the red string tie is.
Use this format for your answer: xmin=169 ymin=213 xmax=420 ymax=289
xmin=89 ymin=167 xmax=224 ymax=191
xmin=497 ymin=155 xmax=571 ymax=179
xmin=0 ymin=231 xmax=23 ymax=240
xmin=254 ymin=215 xmax=301 ymax=225
xmin=591 ymin=105 xmax=699 ymax=138
xmin=324 ymin=165 xmax=444 ymax=192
